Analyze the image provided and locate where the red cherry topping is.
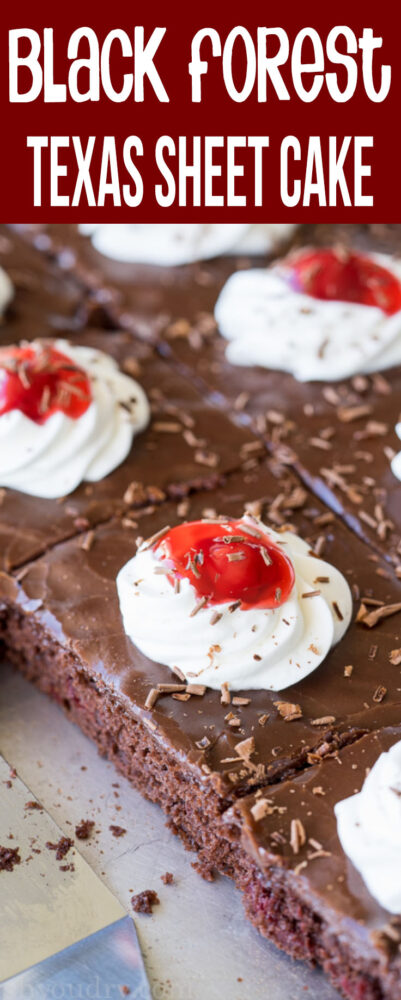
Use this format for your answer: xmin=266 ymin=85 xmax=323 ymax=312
xmin=281 ymin=247 xmax=401 ymax=316
xmin=0 ymin=343 xmax=92 ymax=424
xmin=154 ymin=519 xmax=295 ymax=610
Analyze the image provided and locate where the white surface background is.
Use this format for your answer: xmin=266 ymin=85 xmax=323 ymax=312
xmin=0 ymin=662 xmax=338 ymax=1000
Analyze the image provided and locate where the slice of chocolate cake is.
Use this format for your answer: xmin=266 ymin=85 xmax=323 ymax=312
xmin=1 ymin=462 xmax=401 ymax=882
xmin=225 ymin=727 xmax=401 ymax=1000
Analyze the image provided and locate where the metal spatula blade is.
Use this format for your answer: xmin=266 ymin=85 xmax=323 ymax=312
xmin=0 ymin=752 xmax=152 ymax=999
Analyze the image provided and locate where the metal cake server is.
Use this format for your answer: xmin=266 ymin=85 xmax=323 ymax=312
xmin=0 ymin=752 xmax=152 ymax=999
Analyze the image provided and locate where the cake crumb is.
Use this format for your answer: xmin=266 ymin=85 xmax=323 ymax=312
xmin=109 ymin=825 xmax=127 ymax=838
xmin=161 ymin=872 xmax=174 ymax=885
xmin=0 ymin=845 xmax=21 ymax=872
xmin=131 ymin=890 xmax=160 ymax=914
xmin=75 ymin=819 xmax=95 ymax=840
xmin=46 ymin=837 xmax=74 ymax=861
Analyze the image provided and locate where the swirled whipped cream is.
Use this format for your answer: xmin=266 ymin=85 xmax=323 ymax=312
xmin=215 ymin=250 xmax=401 ymax=382
xmin=391 ymin=424 xmax=401 ymax=481
xmin=0 ymin=340 xmax=150 ymax=498
xmin=0 ymin=267 xmax=13 ymax=317
xmin=117 ymin=516 xmax=352 ymax=691
xmin=78 ymin=224 xmax=298 ymax=267
xmin=335 ymin=740 xmax=401 ymax=913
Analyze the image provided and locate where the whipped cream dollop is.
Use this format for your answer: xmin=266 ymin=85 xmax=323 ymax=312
xmin=391 ymin=424 xmax=401 ymax=481
xmin=335 ymin=740 xmax=401 ymax=913
xmin=78 ymin=224 xmax=298 ymax=267
xmin=0 ymin=267 xmax=13 ymax=317
xmin=215 ymin=253 xmax=401 ymax=382
xmin=116 ymin=517 xmax=352 ymax=691
xmin=0 ymin=340 xmax=150 ymax=498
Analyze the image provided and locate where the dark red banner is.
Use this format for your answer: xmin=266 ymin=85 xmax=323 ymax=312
xmin=1 ymin=0 xmax=400 ymax=220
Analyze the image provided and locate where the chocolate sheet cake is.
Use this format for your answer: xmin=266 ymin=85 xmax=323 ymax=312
xmin=2 ymin=223 xmax=401 ymax=1000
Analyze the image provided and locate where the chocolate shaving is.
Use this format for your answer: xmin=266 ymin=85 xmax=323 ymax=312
xmin=337 ymin=405 xmax=372 ymax=423
xmin=220 ymin=683 xmax=230 ymax=705
xmin=210 ymin=611 xmax=223 ymax=625
xmin=196 ymin=736 xmax=211 ymax=750
xmin=80 ymin=530 xmax=95 ymax=552
xmin=274 ymin=701 xmax=303 ymax=721
xmin=294 ymin=860 xmax=308 ymax=876
xmin=290 ymin=818 xmax=306 ymax=855
xmin=171 ymin=666 xmax=186 ymax=682
xmin=139 ymin=526 xmax=171 ymax=551
xmin=251 ymin=798 xmax=274 ymax=822
xmin=156 ymin=683 xmax=186 ymax=693
xmin=235 ymin=737 xmax=255 ymax=760
xmin=373 ymin=685 xmax=387 ymax=703
xmin=194 ymin=449 xmax=219 ymax=468
xmin=186 ymin=684 xmax=206 ymax=696
xmin=358 ymin=602 xmax=401 ymax=628
xmin=228 ymin=600 xmax=241 ymax=613
xmin=145 ymin=688 xmax=159 ymax=710
xmin=189 ymin=596 xmax=207 ymax=617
